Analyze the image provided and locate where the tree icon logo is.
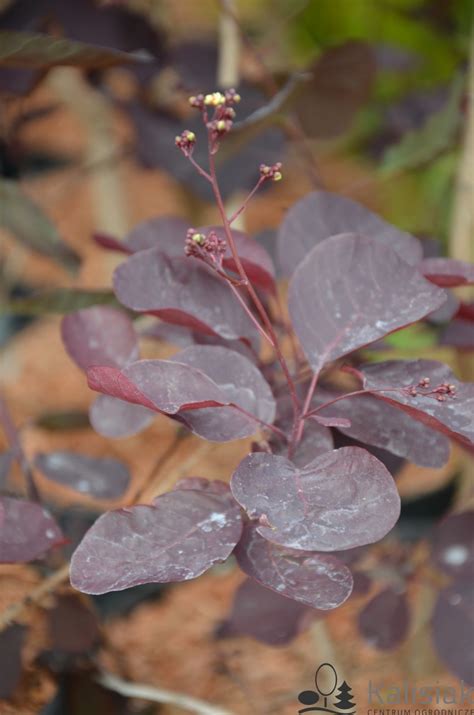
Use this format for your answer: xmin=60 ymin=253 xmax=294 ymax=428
xmin=297 ymin=662 xmax=356 ymax=714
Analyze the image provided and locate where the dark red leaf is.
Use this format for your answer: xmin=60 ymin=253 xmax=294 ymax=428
xmin=296 ymin=41 xmax=376 ymax=139
xmin=354 ymin=359 xmax=474 ymax=448
xmin=35 ymin=451 xmax=131 ymax=499
xmin=235 ymin=523 xmax=353 ymax=609
xmin=311 ymin=414 xmax=351 ymax=429
xmin=61 ymin=306 xmax=139 ymax=371
xmin=171 ymin=345 xmax=276 ymax=441
xmin=431 ymin=511 xmax=474 ymax=578
xmin=70 ymin=489 xmax=242 ymax=594
xmin=218 ymin=577 xmax=312 ymax=645
xmin=278 ymin=191 xmax=423 ymax=276
xmin=0 ymin=623 xmax=27 ymax=699
xmin=230 ymin=447 xmax=400 ymax=551
xmin=173 ymin=477 xmax=231 ymax=496
xmin=87 ymin=359 xmax=228 ymax=414
xmin=113 ymin=248 xmax=259 ymax=344
xmin=440 ymin=318 xmax=474 ymax=349
xmin=49 ymin=594 xmax=100 ymax=654
xmin=316 ymin=392 xmax=450 ymax=468
xmin=432 ymin=576 xmax=474 ymax=685
xmin=93 ymin=232 xmax=131 ymax=254
xmin=143 ymin=321 xmax=257 ymax=361
xmin=358 ymin=587 xmax=410 ymax=650
xmin=271 ymin=419 xmax=333 ymax=467
xmin=288 ymin=234 xmax=444 ymax=374
xmin=124 ymin=216 xmax=189 ymax=254
xmin=89 ymin=395 xmax=155 ymax=438
xmin=0 ymin=497 xmax=63 ymax=563
xmin=420 ymin=258 xmax=474 ymax=287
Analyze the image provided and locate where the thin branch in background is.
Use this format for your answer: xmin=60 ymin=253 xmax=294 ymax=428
xmin=218 ymin=0 xmax=240 ymax=89
xmin=97 ymin=670 xmax=235 ymax=715
xmin=0 ymin=393 xmax=40 ymax=502
xmin=130 ymin=427 xmax=189 ymax=504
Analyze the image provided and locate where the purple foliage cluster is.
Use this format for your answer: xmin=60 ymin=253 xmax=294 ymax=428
xmin=1 ymin=88 xmax=473 ymax=678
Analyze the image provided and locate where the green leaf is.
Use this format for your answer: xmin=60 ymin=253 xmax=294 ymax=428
xmin=381 ymin=75 xmax=464 ymax=174
xmin=0 ymin=30 xmax=150 ymax=70
xmin=0 ymin=179 xmax=80 ymax=270
xmin=0 ymin=289 xmax=117 ymax=316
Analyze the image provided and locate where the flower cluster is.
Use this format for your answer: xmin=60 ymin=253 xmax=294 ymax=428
xmin=259 ymin=162 xmax=283 ymax=182
xmin=185 ymin=228 xmax=227 ymax=263
xmin=188 ymin=89 xmax=241 ymax=144
xmin=406 ymin=377 xmax=457 ymax=402
xmin=174 ymin=130 xmax=196 ymax=157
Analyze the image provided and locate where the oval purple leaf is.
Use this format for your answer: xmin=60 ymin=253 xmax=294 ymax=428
xmin=431 ymin=511 xmax=474 ymax=578
xmin=230 ymin=447 xmax=401 ymax=551
xmin=125 ymin=215 xmax=189 ymax=254
xmin=420 ymin=257 xmax=474 ymax=287
xmin=355 ymin=359 xmax=474 ymax=448
xmin=89 ymin=395 xmax=155 ymax=438
xmin=87 ymin=359 xmax=228 ymax=414
xmin=278 ymin=191 xmax=422 ymax=275
xmin=288 ymin=234 xmax=446 ymax=374
xmin=35 ymin=451 xmax=131 ymax=499
xmin=171 ymin=345 xmax=276 ymax=441
xmin=0 ymin=497 xmax=63 ymax=563
xmin=70 ymin=489 xmax=242 ymax=594
xmin=432 ymin=576 xmax=474 ymax=685
xmin=235 ymin=523 xmax=353 ymax=610
xmin=113 ymin=248 xmax=259 ymax=344
xmin=358 ymin=587 xmax=410 ymax=650
xmin=61 ymin=305 xmax=139 ymax=371
xmin=316 ymin=392 xmax=450 ymax=468
xmin=271 ymin=419 xmax=334 ymax=467
xmin=218 ymin=577 xmax=312 ymax=645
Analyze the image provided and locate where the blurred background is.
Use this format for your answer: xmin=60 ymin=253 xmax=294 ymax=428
xmin=0 ymin=0 xmax=473 ymax=713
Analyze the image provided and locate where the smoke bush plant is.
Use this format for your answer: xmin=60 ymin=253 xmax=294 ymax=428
xmin=26 ymin=90 xmax=474 ymax=616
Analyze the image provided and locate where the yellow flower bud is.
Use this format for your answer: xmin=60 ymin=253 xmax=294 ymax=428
xmin=273 ymin=171 xmax=282 ymax=181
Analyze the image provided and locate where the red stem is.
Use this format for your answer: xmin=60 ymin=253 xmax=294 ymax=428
xmin=228 ymin=177 xmax=265 ymax=225
xmin=303 ymin=386 xmax=404 ymax=419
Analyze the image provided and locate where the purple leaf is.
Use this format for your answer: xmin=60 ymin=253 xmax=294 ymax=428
xmin=87 ymin=359 xmax=228 ymax=414
xmin=358 ymin=587 xmax=410 ymax=650
xmin=230 ymin=447 xmax=400 ymax=551
xmin=49 ymin=594 xmax=100 ymax=655
xmin=218 ymin=577 xmax=312 ymax=645
xmin=61 ymin=306 xmax=139 ymax=371
xmin=354 ymin=359 xmax=474 ymax=448
xmin=316 ymin=392 xmax=450 ymax=468
xmin=235 ymin=523 xmax=353 ymax=610
xmin=0 ymin=624 xmax=27 ymax=699
xmin=440 ymin=318 xmax=474 ymax=349
xmin=124 ymin=216 xmax=189 ymax=255
xmin=93 ymin=232 xmax=131 ymax=254
xmin=173 ymin=477 xmax=232 ymax=496
xmin=0 ymin=450 xmax=13 ymax=486
xmin=0 ymin=497 xmax=63 ymax=563
xmin=89 ymin=395 xmax=155 ymax=438
xmin=34 ymin=451 xmax=131 ymax=499
xmin=278 ymin=191 xmax=423 ymax=276
xmin=143 ymin=321 xmax=257 ymax=361
xmin=113 ymin=247 xmax=259 ymax=344
xmin=70 ymin=489 xmax=242 ymax=594
xmin=432 ymin=576 xmax=474 ymax=685
xmin=311 ymin=414 xmax=351 ymax=429
xmin=171 ymin=345 xmax=276 ymax=441
xmin=428 ymin=289 xmax=460 ymax=324
xmin=431 ymin=511 xmax=474 ymax=578
xmin=288 ymin=234 xmax=445 ymax=374
xmin=271 ymin=419 xmax=334 ymax=468
xmin=420 ymin=258 xmax=474 ymax=287
xmin=351 ymin=571 xmax=372 ymax=596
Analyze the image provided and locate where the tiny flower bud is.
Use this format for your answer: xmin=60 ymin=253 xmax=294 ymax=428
xmin=259 ymin=161 xmax=283 ymax=182
xmin=273 ymin=171 xmax=282 ymax=181
xmin=189 ymin=93 xmax=205 ymax=109
xmin=204 ymin=91 xmax=226 ymax=107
